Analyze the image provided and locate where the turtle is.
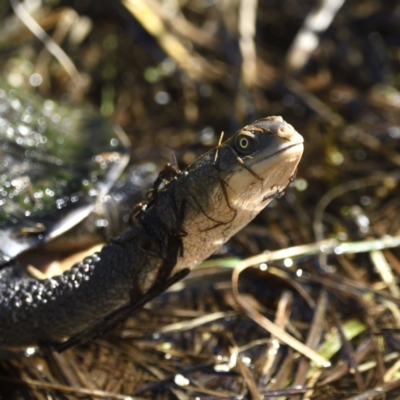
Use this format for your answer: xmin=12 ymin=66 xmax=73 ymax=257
xmin=0 ymin=80 xmax=304 ymax=348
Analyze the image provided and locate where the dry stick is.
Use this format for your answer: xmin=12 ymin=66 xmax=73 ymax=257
xmin=230 ymin=232 xmax=400 ymax=368
xmin=384 ymin=358 xmax=400 ymax=383
xmin=35 ymin=10 xmax=79 ymax=78
xmin=342 ymin=377 xmax=400 ymax=400
xmin=290 ymin=290 xmax=328 ymax=400
xmin=319 ymin=338 xmax=374 ymax=385
xmin=285 ymin=0 xmax=346 ymax=75
xmin=143 ymin=0 xmax=216 ymax=49
xmin=122 ymin=0 xmax=222 ymax=81
xmin=261 ymin=290 xmax=293 ymax=378
xmin=238 ymin=0 xmax=258 ymax=88
xmin=152 ymin=311 xmax=239 ymax=334
xmin=9 ymin=0 xmax=83 ymax=87
xmin=370 ymin=250 xmax=400 ymax=298
xmin=237 ymin=358 xmax=262 ymax=400
xmin=283 ymin=0 xmax=346 ymax=126
xmin=131 ymin=363 xmax=187 ymax=399
xmin=266 ymin=349 xmax=296 ymax=391
xmin=0 ymin=375 xmax=136 ymax=400
xmin=221 ymin=236 xmax=400 ymax=274
xmin=356 ymin=131 xmax=400 ymax=167
xmin=262 ymin=265 xmax=315 ymax=309
xmin=384 ymin=250 xmax=400 ymax=277
xmin=284 ymin=79 xmax=344 ymax=127
xmin=331 ymin=308 xmax=366 ymax=392
xmin=313 ymin=173 xmax=400 ymax=267
xmin=231 ymin=261 xmax=330 ymax=368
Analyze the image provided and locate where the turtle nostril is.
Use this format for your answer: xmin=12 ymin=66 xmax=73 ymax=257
xmin=278 ymin=125 xmax=294 ymax=138
xmin=277 ymin=124 xmax=304 ymax=143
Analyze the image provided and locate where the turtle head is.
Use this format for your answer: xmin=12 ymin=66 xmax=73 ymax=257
xmin=219 ymin=116 xmax=304 ymax=204
xmin=170 ymin=116 xmax=304 ymax=273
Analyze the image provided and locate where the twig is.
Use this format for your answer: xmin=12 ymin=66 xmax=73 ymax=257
xmin=238 ymin=0 xmax=258 ymax=87
xmin=0 ymin=375 xmax=136 ymax=399
xmin=285 ymin=0 xmax=345 ymax=75
xmin=9 ymin=0 xmax=83 ymax=87
xmin=342 ymin=378 xmax=400 ymax=400
xmin=122 ymin=0 xmax=223 ymax=80
xmin=232 ymin=260 xmax=330 ymax=367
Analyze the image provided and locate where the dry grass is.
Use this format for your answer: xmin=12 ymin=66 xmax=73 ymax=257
xmin=1 ymin=0 xmax=400 ymax=398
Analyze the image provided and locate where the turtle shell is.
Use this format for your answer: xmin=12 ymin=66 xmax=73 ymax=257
xmin=0 ymin=81 xmax=130 ymax=265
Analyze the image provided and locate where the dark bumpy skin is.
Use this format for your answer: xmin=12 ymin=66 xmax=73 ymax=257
xmin=0 ymin=117 xmax=304 ymax=347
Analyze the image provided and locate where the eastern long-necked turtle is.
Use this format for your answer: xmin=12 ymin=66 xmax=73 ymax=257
xmin=0 ymin=81 xmax=304 ymax=347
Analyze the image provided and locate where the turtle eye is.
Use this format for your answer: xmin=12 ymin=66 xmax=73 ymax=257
xmin=234 ymin=132 xmax=258 ymax=155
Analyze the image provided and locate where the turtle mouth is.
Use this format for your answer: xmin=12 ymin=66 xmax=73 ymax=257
xmin=248 ymin=141 xmax=304 ymax=176
xmin=264 ymin=141 xmax=304 ymax=161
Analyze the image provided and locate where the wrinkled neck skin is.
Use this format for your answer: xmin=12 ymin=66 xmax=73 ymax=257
xmin=165 ymin=149 xmax=268 ymax=274
xmin=0 ymin=117 xmax=303 ymax=347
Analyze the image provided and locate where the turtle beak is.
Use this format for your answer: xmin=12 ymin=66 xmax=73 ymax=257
xmin=226 ymin=118 xmax=304 ymax=202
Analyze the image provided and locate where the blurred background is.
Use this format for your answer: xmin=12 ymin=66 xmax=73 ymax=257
xmin=1 ymin=0 xmax=400 ymax=398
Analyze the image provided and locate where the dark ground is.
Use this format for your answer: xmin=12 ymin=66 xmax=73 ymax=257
xmin=1 ymin=0 xmax=400 ymax=398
